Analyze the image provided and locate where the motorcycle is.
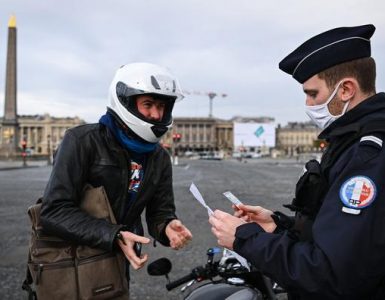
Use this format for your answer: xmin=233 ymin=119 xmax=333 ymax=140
xmin=147 ymin=247 xmax=286 ymax=300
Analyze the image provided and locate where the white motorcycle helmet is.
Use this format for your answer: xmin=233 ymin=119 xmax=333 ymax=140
xmin=108 ymin=63 xmax=184 ymax=143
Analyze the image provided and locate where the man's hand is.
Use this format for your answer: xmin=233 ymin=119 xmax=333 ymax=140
xmin=118 ymin=231 xmax=150 ymax=270
xmin=233 ymin=204 xmax=276 ymax=233
xmin=209 ymin=210 xmax=246 ymax=250
xmin=165 ymin=219 xmax=192 ymax=250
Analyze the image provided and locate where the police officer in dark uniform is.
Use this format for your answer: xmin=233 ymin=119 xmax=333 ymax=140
xmin=209 ymin=24 xmax=385 ymax=299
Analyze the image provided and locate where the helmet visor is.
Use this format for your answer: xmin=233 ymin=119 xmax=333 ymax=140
xmin=116 ymin=81 xmax=175 ymax=126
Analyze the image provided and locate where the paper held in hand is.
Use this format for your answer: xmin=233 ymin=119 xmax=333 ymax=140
xmin=189 ymin=182 xmax=250 ymax=271
xmin=223 ymin=191 xmax=243 ymax=207
xmin=189 ymin=182 xmax=214 ymax=216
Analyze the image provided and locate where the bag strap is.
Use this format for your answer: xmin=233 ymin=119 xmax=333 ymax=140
xmin=22 ymin=198 xmax=42 ymax=299
xmin=22 ymin=251 xmax=37 ymax=300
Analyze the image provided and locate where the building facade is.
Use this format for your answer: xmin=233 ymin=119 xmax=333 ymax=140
xmin=215 ymin=119 xmax=233 ymax=155
xmin=276 ymin=122 xmax=321 ymax=156
xmin=162 ymin=117 xmax=279 ymax=157
xmin=0 ymin=114 xmax=85 ymax=156
xmin=1 ymin=116 xmax=325 ymax=158
xmin=162 ymin=117 xmax=233 ymax=155
xmin=163 ymin=117 xmax=217 ymax=152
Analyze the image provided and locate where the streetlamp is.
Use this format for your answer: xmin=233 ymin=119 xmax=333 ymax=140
xmin=172 ymin=133 xmax=182 ymax=165
xmin=21 ymin=138 xmax=27 ymax=167
xmin=47 ymin=134 xmax=52 ymax=165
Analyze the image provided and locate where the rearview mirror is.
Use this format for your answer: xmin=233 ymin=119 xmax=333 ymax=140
xmin=147 ymin=257 xmax=172 ymax=276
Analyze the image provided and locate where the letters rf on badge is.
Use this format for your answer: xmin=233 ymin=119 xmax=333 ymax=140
xmin=339 ymin=176 xmax=377 ymax=214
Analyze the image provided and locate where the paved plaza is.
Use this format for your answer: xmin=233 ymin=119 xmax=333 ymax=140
xmin=0 ymin=157 xmax=304 ymax=299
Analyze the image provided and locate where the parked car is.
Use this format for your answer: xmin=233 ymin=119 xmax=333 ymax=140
xmin=199 ymin=152 xmax=223 ymax=160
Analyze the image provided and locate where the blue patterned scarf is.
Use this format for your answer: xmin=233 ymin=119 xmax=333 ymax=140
xmin=99 ymin=112 xmax=157 ymax=154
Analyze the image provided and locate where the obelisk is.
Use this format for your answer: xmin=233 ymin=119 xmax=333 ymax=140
xmin=1 ymin=15 xmax=19 ymax=155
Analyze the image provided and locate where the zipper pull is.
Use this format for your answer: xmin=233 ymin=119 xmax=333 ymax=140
xmin=36 ymin=264 xmax=43 ymax=285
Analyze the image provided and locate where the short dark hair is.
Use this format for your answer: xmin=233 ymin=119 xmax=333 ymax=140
xmin=318 ymin=57 xmax=376 ymax=94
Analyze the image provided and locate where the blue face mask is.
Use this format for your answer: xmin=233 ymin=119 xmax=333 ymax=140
xmin=305 ymin=81 xmax=350 ymax=129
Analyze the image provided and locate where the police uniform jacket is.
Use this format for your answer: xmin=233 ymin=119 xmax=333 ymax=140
xmin=234 ymin=93 xmax=385 ymax=299
xmin=40 ymin=123 xmax=177 ymax=251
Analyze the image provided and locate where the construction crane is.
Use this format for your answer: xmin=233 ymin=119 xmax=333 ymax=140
xmin=182 ymin=90 xmax=227 ymax=118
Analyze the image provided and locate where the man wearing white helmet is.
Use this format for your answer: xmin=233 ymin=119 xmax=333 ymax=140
xmin=108 ymin=62 xmax=183 ymax=143
xmin=40 ymin=63 xmax=192 ymax=288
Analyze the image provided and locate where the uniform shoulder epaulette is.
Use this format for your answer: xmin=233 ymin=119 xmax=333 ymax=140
xmin=359 ymin=135 xmax=383 ymax=148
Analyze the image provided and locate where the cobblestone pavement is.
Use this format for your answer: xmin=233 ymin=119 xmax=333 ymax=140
xmin=0 ymin=157 xmax=303 ymax=299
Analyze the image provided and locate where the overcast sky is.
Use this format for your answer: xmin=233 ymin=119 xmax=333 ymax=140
xmin=1 ymin=0 xmax=385 ymax=126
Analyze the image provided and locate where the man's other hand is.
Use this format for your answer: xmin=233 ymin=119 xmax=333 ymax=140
xmin=165 ymin=219 xmax=192 ymax=250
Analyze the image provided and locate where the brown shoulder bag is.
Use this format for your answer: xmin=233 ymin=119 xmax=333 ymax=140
xmin=22 ymin=185 xmax=129 ymax=300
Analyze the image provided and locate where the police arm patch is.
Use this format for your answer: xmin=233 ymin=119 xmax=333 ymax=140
xmin=339 ymin=176 xmax=377 ymax=211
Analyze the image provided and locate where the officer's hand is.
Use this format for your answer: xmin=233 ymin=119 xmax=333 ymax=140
xmin=165 ymin=219 xmax=193 ymax=250
xmin=233 ymin=204 xmax=276 ymax=233
xmin=209 ymin=210 xmax=246 ymax=250
xmin=118 ymin=231 xmax=150 ymax=270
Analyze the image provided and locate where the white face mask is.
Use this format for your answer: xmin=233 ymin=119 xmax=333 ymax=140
xmin=305 ymin=81 xmax=350 ymax=129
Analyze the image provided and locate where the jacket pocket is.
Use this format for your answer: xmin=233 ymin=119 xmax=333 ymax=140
xmin=28 ymin=259 xmax=77 ymax=300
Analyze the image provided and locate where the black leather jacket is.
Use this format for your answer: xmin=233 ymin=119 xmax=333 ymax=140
xmin=40 ymin=123 xmax=177 ymax=251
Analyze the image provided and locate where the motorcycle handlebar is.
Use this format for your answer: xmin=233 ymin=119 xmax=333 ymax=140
xmin=166 ymin=272 xmax=195 ymax=291
xmin=166 ymin=266 xmax=207 ymax=291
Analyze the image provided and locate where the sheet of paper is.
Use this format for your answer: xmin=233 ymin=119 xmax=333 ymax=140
xmin=223 ymin=191 xmax=243 ymax=206
xmin=190 ymin=183 xmax=214 ymax=216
